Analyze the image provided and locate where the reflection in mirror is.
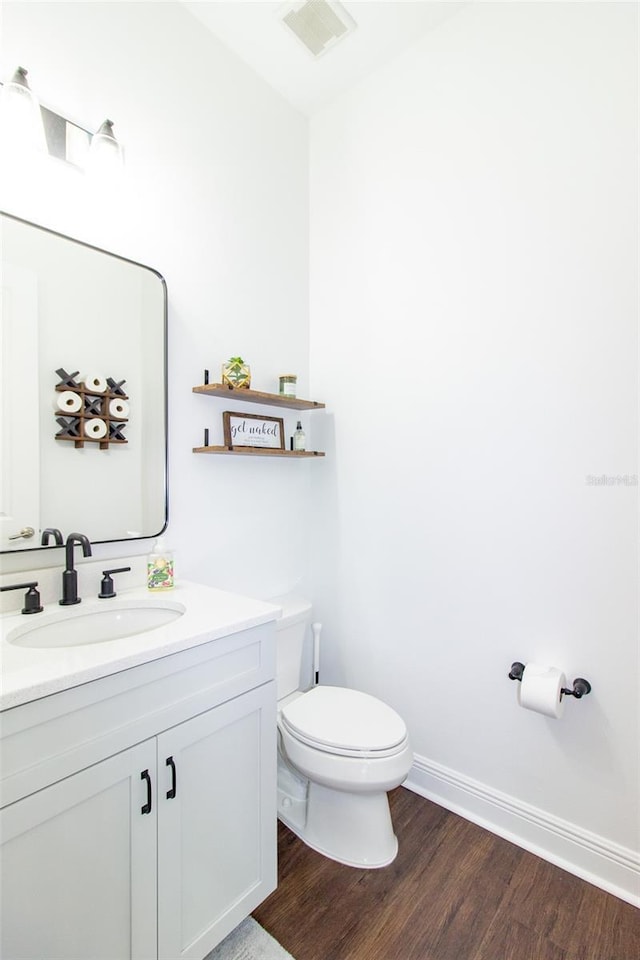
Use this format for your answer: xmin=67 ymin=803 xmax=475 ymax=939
xmin=0 ymin=212 xmax=167 ymax=552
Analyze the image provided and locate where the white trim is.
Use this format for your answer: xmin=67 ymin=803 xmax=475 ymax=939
xmin=404 ymin=754 xmax=640 ymax=908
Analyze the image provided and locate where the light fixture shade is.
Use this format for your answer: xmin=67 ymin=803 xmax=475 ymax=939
xmin=1 ymin=66 xmax=47 ymax=153
xmin=88 ymin=118 xmax=124 ymax=174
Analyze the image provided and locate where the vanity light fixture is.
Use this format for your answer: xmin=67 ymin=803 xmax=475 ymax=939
xmin=0 ymin=66 xmax=47 ymax=154
xmin=87 ymin=119 xmax=124 ymax=175
xmin=0 ymin=66 xmax=124 ymax=173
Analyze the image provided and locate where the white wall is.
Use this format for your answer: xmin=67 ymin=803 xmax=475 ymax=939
xmin=309 ymin=1 xmax=639 ymax=902
xmin=0 ymin=1 xmax=311 ymax=598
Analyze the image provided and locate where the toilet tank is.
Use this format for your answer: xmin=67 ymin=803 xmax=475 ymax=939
xmin=271 ymin=594 xmax=313 ymax=700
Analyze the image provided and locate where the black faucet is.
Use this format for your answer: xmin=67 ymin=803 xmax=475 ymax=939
xmin=41 ymin=527 xmax=63 ymax=546
xmin=60 ymin=533 xmax=92 ymax=605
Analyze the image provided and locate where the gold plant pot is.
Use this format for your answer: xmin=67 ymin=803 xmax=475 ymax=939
xmin=222 ymin=360 xmax=251 ymax=389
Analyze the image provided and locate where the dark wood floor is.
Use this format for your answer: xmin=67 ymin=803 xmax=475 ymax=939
xmin=254 ymin=786 xmax=640 ymax=960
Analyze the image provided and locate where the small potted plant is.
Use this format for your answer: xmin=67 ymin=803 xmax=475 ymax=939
xmin=221 ymin=356 xmax=251 ymax=389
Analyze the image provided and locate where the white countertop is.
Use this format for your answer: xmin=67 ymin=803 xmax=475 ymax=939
xmin=0 ymin=581 xmax=281 ymax=711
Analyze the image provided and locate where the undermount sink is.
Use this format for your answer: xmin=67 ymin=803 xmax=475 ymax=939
xmin=6 ymin=598 xmax=186 ymax=649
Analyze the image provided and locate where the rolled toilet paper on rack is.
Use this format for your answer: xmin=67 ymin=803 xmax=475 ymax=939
xmin=108 ymin=398 xmax=129 ymax=419
xmin=84 ymin=417 xmax=107 ymax=439
xmin=82 ymin=374 xmax=107 ymax=394
xmin=517 ymin=663 xmax=566 ymax=719
xmin=56 ymin=390 xmax=82 ymax=413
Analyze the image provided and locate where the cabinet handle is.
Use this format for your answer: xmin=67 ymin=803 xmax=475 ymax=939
xmin=141 ymin=769 xmax=152 ymax=814
xmin=166 ymin=756 xmax=177 ymax=800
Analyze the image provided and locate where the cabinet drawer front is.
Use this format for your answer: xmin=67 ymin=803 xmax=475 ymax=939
xmin=1 ymin=623 xmax=276 ymax=807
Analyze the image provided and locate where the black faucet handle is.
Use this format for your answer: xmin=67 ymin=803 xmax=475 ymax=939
xmin=98 ymin=566 xmax=132 ymax=599
xmin=0 ymin=581 xmax=44 ymax=615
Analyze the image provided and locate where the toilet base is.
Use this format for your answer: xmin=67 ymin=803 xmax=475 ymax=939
xmin=278 ymin=778 xmax=398 ymax=869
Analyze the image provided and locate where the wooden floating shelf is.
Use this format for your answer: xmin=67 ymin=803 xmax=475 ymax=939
xmin=192 ymin=383 xmax=325 ymax=411
xmin=193 ymin=446 xmax=325 ymax=458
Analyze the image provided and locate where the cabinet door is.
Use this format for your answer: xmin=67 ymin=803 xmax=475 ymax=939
xmin=1 ymin=740 xmax=157 ymax=960
xmin=157 ymin=681 xmax=277 ymax=960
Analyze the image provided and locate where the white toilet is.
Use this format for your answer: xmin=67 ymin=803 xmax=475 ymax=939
xmin=274 ymin=596 xmax=413 ymax=869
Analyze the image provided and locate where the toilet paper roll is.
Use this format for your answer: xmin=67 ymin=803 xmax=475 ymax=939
xmin=82 ymin=374 xmax=107 ymax=394
xmin=517 ymin=663 xmax=566 ymax=719
xmin=56 ymin=390 xmax=82 ymax=413
xmin=84 ymin=417 xmax=107 ymax=439
xmin=108 ymin=398 xmax=130 ymax=419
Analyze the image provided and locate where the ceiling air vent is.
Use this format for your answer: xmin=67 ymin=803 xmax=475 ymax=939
xmin=280 ymin=0 xmax=357 ymax=59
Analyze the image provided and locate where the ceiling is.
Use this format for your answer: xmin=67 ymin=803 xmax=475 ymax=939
xmin=182 ymin=1 xmax=468 ymax=116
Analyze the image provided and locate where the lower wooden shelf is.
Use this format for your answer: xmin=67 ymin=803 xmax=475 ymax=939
xmin=193 ymin=446 xmax=325 ymax=458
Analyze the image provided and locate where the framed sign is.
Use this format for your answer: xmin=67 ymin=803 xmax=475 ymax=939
xmin=223 ymin=411 xmax=285 ymax=450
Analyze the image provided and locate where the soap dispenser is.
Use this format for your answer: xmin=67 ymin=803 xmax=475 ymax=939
xmin=147 ymin=537 xmax=174 ymax=591
xmin=293 ymin=420 xmax=306 ymax=452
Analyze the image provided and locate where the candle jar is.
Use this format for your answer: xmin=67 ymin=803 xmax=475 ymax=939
xmin=279 ymin=374 xmax=297 ymax=398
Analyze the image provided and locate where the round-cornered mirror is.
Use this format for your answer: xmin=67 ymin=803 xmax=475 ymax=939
xmin=1 ymin=211 xmax=168 ymax=552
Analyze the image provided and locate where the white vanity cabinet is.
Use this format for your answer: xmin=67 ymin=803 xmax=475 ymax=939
xmin=2 ymin=739 xmax=159 ymax=960
xmin=0 ymin=620 xmax=277 ymax=960
xmin=157 ymin=683 xmax=274 ymax=959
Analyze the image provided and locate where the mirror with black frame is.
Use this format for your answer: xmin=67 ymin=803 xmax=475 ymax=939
xmin=0 ymin=211 xmax=167 ymax=552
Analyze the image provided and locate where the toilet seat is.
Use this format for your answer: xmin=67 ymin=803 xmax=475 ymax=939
xmin=280 ymin=686 xmax=408 ymax=758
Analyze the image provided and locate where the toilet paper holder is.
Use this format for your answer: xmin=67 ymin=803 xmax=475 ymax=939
xmin=508 ymin=662 xmax=592 ymax=700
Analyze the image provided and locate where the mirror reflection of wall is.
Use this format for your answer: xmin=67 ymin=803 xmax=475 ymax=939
xmin=0 ymin=212 xmax=167 ymax=552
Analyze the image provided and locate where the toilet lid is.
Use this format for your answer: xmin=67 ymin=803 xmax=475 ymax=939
xmin=280 ymin=686 xmax=407 ymax=754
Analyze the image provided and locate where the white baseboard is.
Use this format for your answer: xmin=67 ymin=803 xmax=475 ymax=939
xmin=404 ymin=753 xmax=640 ymax=908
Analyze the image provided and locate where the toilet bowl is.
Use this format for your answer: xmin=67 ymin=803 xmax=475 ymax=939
xmin=273 ymin=597 xmax=413 ymax=869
